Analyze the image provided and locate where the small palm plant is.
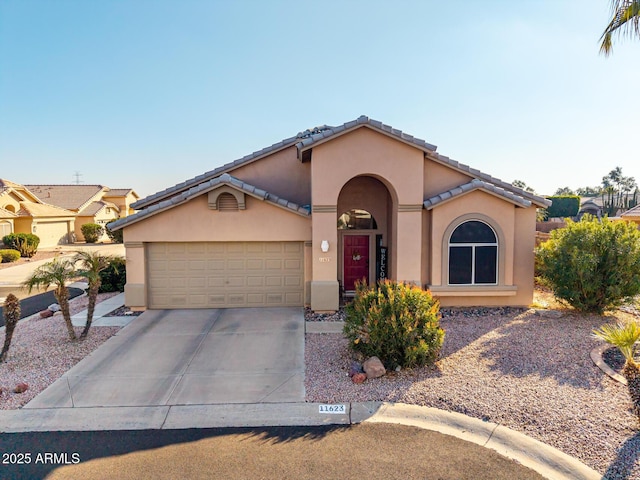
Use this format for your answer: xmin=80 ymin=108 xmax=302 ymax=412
xmin=593 ymin=321 xmax=640 ymax=418
xmin=1 ymin=293 xmax=21 ymax=362
xmin=73 ymin=251 xmax=114 ymax=339
xmin=23 ymin=257 xmax=78 ymax=341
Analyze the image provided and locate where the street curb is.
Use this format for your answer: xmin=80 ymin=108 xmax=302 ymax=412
xmin=365 ymin=403 xmax=601 ymax=480
xmin=0 ymin=401 xmax=601 ymax=480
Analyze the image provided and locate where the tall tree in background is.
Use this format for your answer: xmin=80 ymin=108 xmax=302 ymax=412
xmin=600 ymin=0 xmax=640 ymax=55
xmin=601 ymin=167 xmax=638 ymax=216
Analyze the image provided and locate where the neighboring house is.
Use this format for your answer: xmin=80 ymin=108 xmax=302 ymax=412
xmin=110 ymin=116 xmax=551 ymax=312
xmin=24 ymin=185 xmax=139 ymax=242
xmin=621 ymin=204 xmax=640 ymax=226
xmin=0 ymin=179 xmax=76 ymax=247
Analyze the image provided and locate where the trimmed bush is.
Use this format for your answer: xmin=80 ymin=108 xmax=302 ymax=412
xmin=81 ymin=223 xmax=104 ymax=243
xmin=98 ymin=256 xmax=126 ymax=292
xmin=105 ymin=221 xmax=123 ymax=243
xmin=0 ymin=249 xmax=21 ymax=263
xmin=2 ymin=233 xmax=40 ymax=258
xmin=545 ymin=195 xmax=580 ymax=219
xmin=343 ymin=280 xmax=445 ymax=369
xmin=536 ymin=215 xmax=640 ymax=314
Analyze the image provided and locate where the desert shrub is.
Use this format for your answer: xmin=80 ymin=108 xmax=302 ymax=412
xmin=0 ymin=249 xmax=21 ymax=263
xmin=98 ymin=256 xmax=126 ymax=292
xmin=343 ymin=280 xmax=444 ymax=369
xmin=2 ymin=233 xmax=40 ymax=258
xmin=81 ymin=223 xmax=104 ymax=243
xmin=536 ymin=215 xmax=640 ymax=314
xmin=105 ymin=221 xmax=123 ymax=243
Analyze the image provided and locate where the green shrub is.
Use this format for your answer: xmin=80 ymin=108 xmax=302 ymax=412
xmin=536 ymin=215 xmax=640 ymax=314
xmin=2 ymin=233 xmax=40 ymax=258
xmin=81 ymin=223 xmax=104 ymax=243
xmin=343 ymin=280 xmax=445 ymax=369
xmin=545 ymin=195 xmax=580 ymax=219
xmin=105 ymin=222 xmax=123 ymax=243
xmin=0 ymin=249 xmax=21 ymax=263
xmin=98 ymin=256 xmax=126 ymax=292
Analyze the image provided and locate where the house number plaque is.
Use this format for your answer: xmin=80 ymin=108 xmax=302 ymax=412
xmin=319 ymin=257 xmax=331 ymax=262
xmin=318 ymin=404 xmax=346 ymax=414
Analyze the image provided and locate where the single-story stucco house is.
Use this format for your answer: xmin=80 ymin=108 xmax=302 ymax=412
xmin=110 ymin=116 xmax=551 ymax=312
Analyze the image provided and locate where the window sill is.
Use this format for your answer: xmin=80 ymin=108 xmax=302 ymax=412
xmin=428 ymin=285 xmax=518 ymax=297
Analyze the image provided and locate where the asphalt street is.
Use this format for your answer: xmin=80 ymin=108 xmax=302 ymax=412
xmin=0 ymin=423 xmax=545 ymax=480
xmin=0 ymin=288 xmax=84 ymax=327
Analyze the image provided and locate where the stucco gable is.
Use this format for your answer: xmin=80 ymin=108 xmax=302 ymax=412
xmin=424 ymin=179 xmax=536 ymax=209
xmin=110 ymin=174 xmax=310 ymax=231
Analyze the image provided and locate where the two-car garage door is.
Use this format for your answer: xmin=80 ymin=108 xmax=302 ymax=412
xmin=147 ymin=242 xmax=304 ymax=308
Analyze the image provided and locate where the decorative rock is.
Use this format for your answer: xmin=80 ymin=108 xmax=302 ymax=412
xmin=48 ymin=303 xmax=61 ymax=312
xmin=348 ymin=361 xmax=363 ymax=378
xmin=13 ymin=383 xmax=29 ymax=394
xmin=363 ymin=356 xmax=386 ymax=379
xmin=352 ymin=372 xmax=367 ymax=384
xmin=39 ymin=309 xmax=54 ymax=318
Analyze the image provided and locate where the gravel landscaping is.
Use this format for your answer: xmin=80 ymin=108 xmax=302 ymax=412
xmin=305 ymin=307 xmax=640 ymax=479
xmin=2 ymin=287 xmax=639 ymax=477
xmin=0 ymin=292 xmax=121 ymax=409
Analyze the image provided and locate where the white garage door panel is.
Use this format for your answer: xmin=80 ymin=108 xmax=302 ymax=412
xmin=147 ymin=242 xmax=304 ymax=308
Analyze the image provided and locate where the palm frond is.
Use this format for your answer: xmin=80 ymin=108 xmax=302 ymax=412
xmin=600 ymin=0 xmax=640 ymax=55
xmin=592 ymin=321 xmax=640 ymax=362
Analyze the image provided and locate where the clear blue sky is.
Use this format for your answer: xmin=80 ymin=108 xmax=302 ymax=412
xmin=1 ymin=0 xmax=638 ymax=198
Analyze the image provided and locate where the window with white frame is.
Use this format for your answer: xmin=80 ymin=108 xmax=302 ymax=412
xmin=448 ymin=220 xmax=498 ymax=285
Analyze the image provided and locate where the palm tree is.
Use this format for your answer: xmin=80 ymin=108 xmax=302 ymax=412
xmin=73 ymin=251 xmax=115 ymax=339
xmin=1 ymin=293 xmax=21 ymax=362
xmin=23 ymin=257 xmax=78 ymax=341
xmin=593 ymin=321 xmax=640 ymax=418
xmin=600 ymin=0 xmax=640 ymax=56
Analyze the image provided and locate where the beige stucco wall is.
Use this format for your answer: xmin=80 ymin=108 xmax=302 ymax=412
xmin=424 ymin=158 xmax=473 ymax=198
xmin=122 ymin=193 xmax=312 ymax=308
xmin=427 ymin=189 xmax=535 ymax=306
xmin=228 ymin=146 xmax=311 ymax=207
xmin=124 ymin=194 xmax=311 ymax=243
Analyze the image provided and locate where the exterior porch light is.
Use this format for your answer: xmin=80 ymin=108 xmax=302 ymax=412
xmin=320 ymin=240 xmax=329 ymax=252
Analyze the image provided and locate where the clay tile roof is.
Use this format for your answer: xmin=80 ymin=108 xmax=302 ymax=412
xmin=621 ymin=204 xmax=640 ymax=218
xmin=424 ymin=179 xmax=534 ymax=209
xmin=109 ymin=174 xmax=310 ymax=231
xmin=23 ymin=184 xmax=106 ymax=211
xmin=17 ymin=201 xmax=76 ymax=218
xmin=78 ymin=200 xmax=119 ymax=216
xmin=104 ymin=188 xmax=139 ymax=198
xmin=0 ymin=206 xmax=18 ymax=218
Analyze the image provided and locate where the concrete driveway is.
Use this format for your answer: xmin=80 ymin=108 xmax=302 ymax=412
xmin=25 ymin=308 xmax=305 ymax=409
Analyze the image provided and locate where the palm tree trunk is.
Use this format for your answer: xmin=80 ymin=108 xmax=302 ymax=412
xmin=55 ymin=286 xmax=76 ymax=341
xmin=81 ymin=282 xmax=100 ymax=339
xmin=0 ymin=318 xmax=17 ymax=362
xmin=623 ymin=360 xmax=640 ymax=418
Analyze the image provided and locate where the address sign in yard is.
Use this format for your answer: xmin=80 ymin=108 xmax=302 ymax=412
xmin=318 ymin=404 xmax=346 ymax=414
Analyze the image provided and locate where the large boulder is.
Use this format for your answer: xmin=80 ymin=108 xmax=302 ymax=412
xmin=363 ymin=356 xmax=386 ymax=379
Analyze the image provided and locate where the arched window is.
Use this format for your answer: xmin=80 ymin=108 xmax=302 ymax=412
xmin=448 ymin=220 xmax=497 ymax=285
xmin=337 ymin=209 xmax=377 ymax=230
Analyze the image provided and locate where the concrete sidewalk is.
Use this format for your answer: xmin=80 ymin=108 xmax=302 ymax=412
xmin=70 ymin=292 xmax=135 ymax=328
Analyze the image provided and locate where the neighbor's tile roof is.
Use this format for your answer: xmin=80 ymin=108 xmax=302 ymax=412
xmin=109 ymin=173 xmax=310 ymax=231
xmin=78 ymin=200 xmax=119 ymax=217
xmin=132 ymin=115 xmax=549 ymax=210
xmin=104 ymin=188 xmax=139 ymax=198
xmin=423 ymin=179 xmax=534 ymax=209
xmin=17 ymin=201 xmax=76 ymax=218
xmin=621 ymin=204 xmax=640 ymax=218
xmin=24 ymin=184 xmax=106 ymax=211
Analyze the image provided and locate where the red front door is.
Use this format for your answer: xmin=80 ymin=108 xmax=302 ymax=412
xmin=343 ymin=235 xmax=370 ymax=291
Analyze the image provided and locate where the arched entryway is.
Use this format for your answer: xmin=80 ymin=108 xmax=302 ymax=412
xmin=337 ymin=176 xmax=392 ymax=293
